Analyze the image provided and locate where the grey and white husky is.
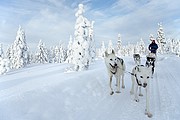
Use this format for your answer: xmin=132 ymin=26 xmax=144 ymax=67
xmin=105 ymin=50 xmax=126 ymax=95
xmin=130 ymin=65 xmax=153 ymax=118
xmin=133 ymin=53 xmax=141 ymax=65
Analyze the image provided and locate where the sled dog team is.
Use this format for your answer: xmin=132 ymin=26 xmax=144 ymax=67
xmin=105 ymin=50 xmax=156 ymax=118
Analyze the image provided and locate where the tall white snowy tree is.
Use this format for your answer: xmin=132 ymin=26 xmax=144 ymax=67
xmin=66 ymin=35 xmax=74 ymax=63
xmin=88 ymin=21 xmax=96 ymax=62
xmin=117 ymin=34 xmax=122 ymax=50
xmin=0 ymin=44 xmax=10 ymax=74
xmin=107 ymin=40 xmax=114 ymax=54
xmin=0 ymin=43 xmax=4 ymax=59
xmin=117 ymin=34 xmax=123 ymax=56
xmin=35 ymin=40 xmax=49 ymax=64
xmin=72 ymin=4 xmax=95 ymax=71
xmin=52 ymin=46 xmax=61 ymax=63
xmin=100 ymin=41 xmax=106 ymax=58
xmin=149 ymin=34 xmax=155 ymax=42
xmin=138 ymin=38 xmax=146 ymax=55
xmin=156 ymin=23 xmax=166 ymax=53
xmin=10 ymin=26 xmax=29 ymax=69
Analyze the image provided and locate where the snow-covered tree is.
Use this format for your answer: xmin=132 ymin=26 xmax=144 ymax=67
xmin=149 ymin=34 xmax=155 ymax=42
xmin=156 ymin=23 xmax=166 ymax=53
xmin=10 ymin=26 xmax=29 ymax=69
xmin=35 ymin=40 xmax=49 ymax=64
xmin=107 ymin=40 xmax=114 ymax=54
xmin=0 ymin=57 xmax=10 ymax=75
xmin=72 ymin=4 xmax=95 ymax=71
xmin=88 ymin=21 xmax=96 ymax=62
xmin=0 ymin=43 xmax=4 ymax=59
xmin=138 ymin=38 xmax=146 ymax=55
xmin=117 ymin=34 xmax=122 ymax=50
xmin=66 ymin=35 xmax=74 ymax=63
xmin=0 ymin=44 xmax=10 ymax=75
xmin=52 ymin=46 xmax=61 ymax=63
xmin=117 ymin=34 xmax=124 ymax=56
xmin=100 ymin=41 xmax=106 ymax=58
xmin=176 ymin=40 xmax=180 ymax=57
xmin=59 ymin=44 xmax=66 ymax=63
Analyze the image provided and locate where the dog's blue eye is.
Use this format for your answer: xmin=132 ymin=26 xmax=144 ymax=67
xmin=140 ymin=76 xmax=143 ymax=78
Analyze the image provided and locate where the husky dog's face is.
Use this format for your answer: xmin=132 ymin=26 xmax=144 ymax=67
xmin=148 ymin=59 xmax=153 ymax=64
xmin=147 ymin=58 xmax=155 ymax=66
xmin=105 ymin=50 xmax=118 ymax=71
xmin=136 ymin=66 xmax=152 ymax=88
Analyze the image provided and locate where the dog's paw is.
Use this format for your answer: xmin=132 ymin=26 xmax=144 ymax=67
xmin=145 ymin=112 xmax=153 ymax=118
xmin=116 ymin=90 xmax=121 ymax=93
xmin=134 ymin=98 xmax=139 ymax=102
xmin=110 ymin=91 xmax=114 ymax=95
xmin=130 ymin=91 xmax=134 ymax=95
xmin=147 ymin=113 xmax=153 ymax=118
xmin=139 ymin=93 xmax=143 ymax=96
xmin=122 ymin=85 xmax=125 ymax=89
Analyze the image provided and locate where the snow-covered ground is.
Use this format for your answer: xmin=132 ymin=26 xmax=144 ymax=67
xmin=0 ymin=54 xmax=180 ymax=120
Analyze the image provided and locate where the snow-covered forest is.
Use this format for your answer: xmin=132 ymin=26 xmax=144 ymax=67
xmin=0 ymin=3 xmax=180 ymax=75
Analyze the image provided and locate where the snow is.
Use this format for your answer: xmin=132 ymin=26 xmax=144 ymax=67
xmin=0 ymin=54 xmax=180 ymax=120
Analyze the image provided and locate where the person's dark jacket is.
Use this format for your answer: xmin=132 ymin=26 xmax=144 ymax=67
xmin=149 ymin=43 xmax=158 ymax=54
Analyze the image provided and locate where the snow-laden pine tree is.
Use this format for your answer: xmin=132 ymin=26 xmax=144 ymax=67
xmin=35 ymin=40 xmax=49 ymax=64
xmin=138 ymin=38 xmax=146 ymax=55
xmin=0 ymin=44 xmax=10 ymax=75
xmin=117 ymin=34 xmax=123 ymax=56
xmin=176 ymin=40 xmax=180 ymax=57
xmin=149 ymin=34 xmax=155 ymax=42
xmin=100 ymin=41 xmax=106 ymax=58
xmin=72 ymin=4 xmax=95 ymax=71
xmin=59 ymin=44 xmax=65 ymax=63
xmin=88 ymin=21 xmax=96 ymax=62
xmin=52 ymin=46 xmax=60 ymax=63
xmin=66 ymin=35 xmax=73 ymax=63
xmin=107 ymin=40 xmax=114 ymax=53
xmin=0 ymin=43 xmax=4 ymax=58
xmin=10 ymin=26 xmax=29 ymax=69
xmin=156 ymin=23 xmax=166 ymax=54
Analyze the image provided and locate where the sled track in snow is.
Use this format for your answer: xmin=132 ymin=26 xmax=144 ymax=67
xmin=154 ymin=56 xmax=180 ymax=119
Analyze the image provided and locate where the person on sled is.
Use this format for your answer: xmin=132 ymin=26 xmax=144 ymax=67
xmin=148 ymin=40 xmax=158 ymax=54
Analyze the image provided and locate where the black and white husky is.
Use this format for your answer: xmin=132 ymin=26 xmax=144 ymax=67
xmin=146 ymin=53 xmax=156 ymax=75
xmin=105 ymin=50 xmax=126 ymax=95
xmin=133 ymin=53 xmax=141 ymax=65
xmin=130 ymin=65 xmax=153 ymax=118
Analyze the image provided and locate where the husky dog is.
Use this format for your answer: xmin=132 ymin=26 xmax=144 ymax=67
xmin=130 ymin=65 xmax=153 ymax=118
xmin=133 ymin=54 xmax=141 ymax=65
xmin=146 ymin=53 xmax=156 ymax=75
xmin=105 ymin=50 xmax=126 ymax=95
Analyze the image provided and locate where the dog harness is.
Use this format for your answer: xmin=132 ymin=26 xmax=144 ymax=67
xmin=134 ymin=74 xmax=142 ymax=86
xmin=129 ymin=72 xmax=142 ymax=86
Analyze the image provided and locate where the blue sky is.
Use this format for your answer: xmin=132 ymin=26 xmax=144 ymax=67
xmin=0 ymin=0 xmax=180 ymax=50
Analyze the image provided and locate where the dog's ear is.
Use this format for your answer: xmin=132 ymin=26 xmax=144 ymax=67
xmin=105 ymin=51 xmax=108 ymax=57
xmin=112 ymin=49 xmax=115 ymax=55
